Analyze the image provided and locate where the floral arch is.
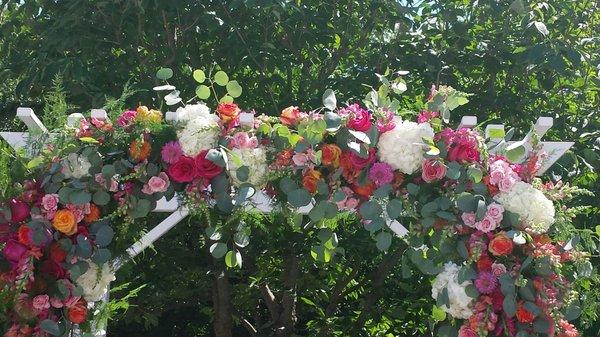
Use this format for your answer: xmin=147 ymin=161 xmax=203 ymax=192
xmin=0 ymin=68 xmax=592 ymax=337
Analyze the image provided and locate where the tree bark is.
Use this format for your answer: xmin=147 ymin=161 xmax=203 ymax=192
xmin=213 ymin=267 xmax=233 ymax=337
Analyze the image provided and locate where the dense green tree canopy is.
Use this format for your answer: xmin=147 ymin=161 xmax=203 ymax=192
xmin=0 ymin=0 xmax=598 ymax=336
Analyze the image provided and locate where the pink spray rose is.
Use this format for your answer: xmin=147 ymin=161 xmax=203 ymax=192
xmin=41 ymin=194 xmax=59 ymax=212
xmin=32 ymin=295 xmax=51 ymax=311
xmin=475 ymin=216 xmax=498 ymax=233
xmin=343 ymin=104 xmax=372 ymax=132
xmin=142 ymin=172 xmax=170 ymax=194
xmin=486 ymin=203 xmax=504 ymax=222
xmin=461 ymin=212 xmax=476 ymax=227
xmin=458 ymin=325 xmax=477 ymax=337
xmin=230 ymin=132 xmax=258 ymax=149
xmin=421 ymin=159 xmax=447 ymax=182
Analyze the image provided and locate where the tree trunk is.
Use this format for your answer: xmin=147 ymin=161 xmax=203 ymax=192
xmin=213 ymin=267 xmax=233 ymax=337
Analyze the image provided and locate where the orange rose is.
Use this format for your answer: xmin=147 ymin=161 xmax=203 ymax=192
xmin=217 ymin=103 xmax=240 ymax=124
xmin=280 ymin=106 xmax=301 ymax=126
xmin=489 ymin=233 xmax=514 ymax=256
xmin=516 ymin=301 xmax=535 ymax=323
xmin=52 ymin=210 xmax=77 ymax=235
xmin=275 ymin=149 xmax=293 ymax=168
xmin=352 ymin=182 xmax=375 ymax=199
xmin=67 ymin=299 xmax=88 ymax=324
xmin=83 ymin=204 xmax=101 ymax=223
xmin=129 ymin=137 xmax=151 ymax=162
xmin=17 ymin=225 xmax=31 ymax=245
xmin=302 ymin=169 xmax=322 ymax=194
xmin=321 ymin=144 xmax=342 ymax=168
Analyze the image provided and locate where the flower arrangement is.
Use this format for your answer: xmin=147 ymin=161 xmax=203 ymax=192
xmin=0 ymin=67 xmax=592 ymax=337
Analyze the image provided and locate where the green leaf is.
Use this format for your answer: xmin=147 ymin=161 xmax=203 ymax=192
xmin=236 ymin=166 xmax=249 ymax=182
xmin=40 ymin=319 xmax=60 ymax=336
xmin=467 ymin=167 xmax=483 ymax=183
xmin=288 ymin=188 xmax=312 ymax=207
xmin=375 ymin=231 xmax=392 ymax=251
xmin=506 ymin=142 xmax=526 ymax=162
xmin=324 ymin=111 xmax=341 ymax=130
xmin=93 ymin=190 xmax=110 ymax=206
xmin=91 ymin=248 xmax=111 ymax=264
xmin=386 ymin=199 xmax=403 ymax=219
xmin=76 ymin=235 xmax=92 ymax=258
xmin=214 ymin=71 xmax=229 ymax=86
xmin=210 ymin=242 xmax=227 ymax=259
xmin=196 ymin=85 xmax=211 ymax=99
xmin=432 ymin=305 xmax=447 ymax=322
xmin=310 ymin=244 xmax=332 ymax=263
xmin=322 ymin=89 xmax=337 ymax=110
xmin=70 ymin=190 xmax=91 ymax=205
xmin=156 ymin=67 xmax=173 ymax=80
xmin=205 ymin=149 xmax=227 ymax=167
xmin=193 ymin=69 xmax=206 ymax=83
xmin=234 ymin=231 xmax=250 ymax=248
xmin=225 ymin=250 xmax=241 ymax=268
xmin=359 ymin=200 xmax=383 ymax=220
xmin=226 ymin=80 xmax=242 ymax=98
xmin=503 ymin=295 xmax=517 ymax=317
xmin=219 ymin=94 xmax=234 ymax=103
xmin=95 ymin=225 xmax=114 ymax=247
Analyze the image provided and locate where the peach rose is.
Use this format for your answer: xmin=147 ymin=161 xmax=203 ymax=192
xmin=321 ymin=144 xmax=342 ymax=168
xmin=421 ymin=159 xmax=447 ymax=182
xmin=83 ymin=204 xmax=101 ymax=224
xmin=52 ymin=210 xmax=77 ymax=235
xmin=280 ymin=106 xmax=301 ymax=126
xmin=67 ymin=299 xmax=88 ymax=324
xmin=217 ymin=103 xmax=240 ymax=124
xmin=302 ymin=169 xmax=322 ymax=194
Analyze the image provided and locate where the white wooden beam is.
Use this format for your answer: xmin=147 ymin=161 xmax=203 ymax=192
xmin=16 ymin=107 xmax=47 ymax=133
xmin=458 ymin=115 xmax=477 ymax=129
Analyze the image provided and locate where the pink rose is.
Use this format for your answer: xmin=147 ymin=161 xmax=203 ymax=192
xmin=346 ymin=105 xmax=372 ymax=132
xmin=491 ymin=262 xmax=507 ymax=277
xmin=498 ymin=176 xmax=516 ymax=192
xmin=41 ymin=194 xmax=59 ymax=212
xmin=421 ymin=159 xmax=447 ymax=182
xmin=458 ymin=325 xmax=477 ymax=337
xmin=168 ymin=156 xmax=197 ymax=183
xmin=448 ymin=144 xmax=480 ymax=163
xmin=292 ymin=152 xmax=310 ymax=166
xmin=489 ymin=170 xmax=504 ymax=185
xmin=109 ymin=179 xmax=119 ymax=192
xmin=32 ymin=295 xmax=50 ymax=311
xmin=461 ymin=212 xmax=476 ymax=227
xmin=230 ymin=132 xmax=258 ymax=149
xmin=486 ymin=203 xmax=504 ymax=222
xmin=116 ymin=110 xmax=137 ymax=127
xmin=475 ymin=216 xmax=497 ymax=233
xmin=142 ymin=172 xmax=170 ymax=194
xmin=9 ymin=199 xmax=30 ymax=223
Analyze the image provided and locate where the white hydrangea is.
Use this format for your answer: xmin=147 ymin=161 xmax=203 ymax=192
xmin=494 ymin=181 xmax=555 ymax=234
xmin=62 ymin=153 xmax=91 ymax=179
xmin=175 ymin=103 xmax=211 ymax=122
xmin=176 ymin=104 xmax=220 ymax=157
xmin=431 ymin=262 xmax=474 ymax=320
xmin=227 ymin=147 xmax=268 ymax=188
xmin=377 ymin=117 xmax=434 ymax=174
xmin=75 ymin=261 xmax=115 ymax=302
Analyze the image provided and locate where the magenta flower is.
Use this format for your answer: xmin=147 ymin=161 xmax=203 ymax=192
xmin=376 ymin=109 xmax=396 ymax=133
xmin=161 ymin=141 xmax=183 ymax=164
xmin=474 ymin=271 xmax=498 ymax=294
xmin=368 ymin=162 xmax=394 ymax=187
xmin=417 ymin=110 xmax=439 ymax=123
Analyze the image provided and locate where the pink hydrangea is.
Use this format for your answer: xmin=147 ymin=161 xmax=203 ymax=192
xmin=229 ymin=132 xmax=258 ymax=149
xmin=368 ymin=162 xmax=394 ymax=187
xmin=161 ymin=141 xmax=183 ymax=164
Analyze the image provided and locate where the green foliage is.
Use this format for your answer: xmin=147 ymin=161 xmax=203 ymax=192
xmin=41 ymin=75 xmax=75 ymax=130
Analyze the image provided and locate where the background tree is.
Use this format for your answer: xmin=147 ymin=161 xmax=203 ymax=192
xmin=0 ymin=0 xmax=598 ymax=336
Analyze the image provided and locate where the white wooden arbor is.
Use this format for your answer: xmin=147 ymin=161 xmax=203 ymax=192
xmin=0 ymin=109 xmax=574 ymax=336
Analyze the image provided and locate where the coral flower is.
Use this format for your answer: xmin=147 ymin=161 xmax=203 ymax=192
xmin=83 ymin=204 xmax=101 ymax=223
xmin=302 ymin=169 xmax=322 ymax=194
xmin=129 ymin=137 xmax=151 ymax=162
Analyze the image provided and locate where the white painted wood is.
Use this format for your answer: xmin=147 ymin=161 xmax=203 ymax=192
xmin=67 ymin=113 xmax=85 ymax=127
xmin=239 ymin=112 xmax=255 ymax=127
xmin=154 ymin=197 xmax=180 ymax=212
xmin=458 ymin=115 xmax=477 ymax=129
xmin=16 ymin=107 xmax=47 ymax=133
xmin=91 ymin=109 xmax=108 ymax=120
xmin=0 ymin=132 xmax=29 ymax=149
xmin=485 ymin=124 xmax=505 ymax=140
xmin=533 ymin=116 xmax=553 ymax=138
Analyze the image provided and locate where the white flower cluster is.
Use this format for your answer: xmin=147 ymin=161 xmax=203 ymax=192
xmin=176 ymin=104 xmax=221 ymax=157
xmin=227 ymin=147 xmax=268 ymax=188
xmin=494 ymin=181 xmax=555 ymax=234
xmin=62 ymin=153 xmax=91 ymax=179
xmin=431 ymin=262 xmax=474 ymax=319
xmin=377 ymin=117 xmax=434 ymax=174
xmin=75 ymin=261 xmax=115 ymax=302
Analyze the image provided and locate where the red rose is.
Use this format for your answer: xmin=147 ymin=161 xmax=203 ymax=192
xmin=168 ymin=156 xmax=197 ymax=183
xmin=421 ymin=159 xmax=447 ymax=182
xmin=352 ymin=182 xmax=375 ymax=199
xmin=516 ymin=301 xmax=535 ymax=323
xmin=321 ymin=144 xmax=342 ymax=168
xmin=49 ymin=243 xmax=67 ymax=263
xmin=275 ymin=149 xmax=293 ymax=168
xmin=40 ymin=260 xmax=66 ymax=278
xmin=217 ymin=103 xmax=240 ymax=124
xmin=489 ymin=233 xmax=514 ymax=256
xmin=302 ymin=169 xmax=322 ymax=194
xmin=347 ymin=107 xmax=372 ymax=132
xmin=67 ymin=299 xmax=88 ymax=324
xmin=447 ymin=144 xmax=480 ymax=163
xmin=9 ymin=199 xmax=30 ymax=223
xmin=349 ymin=148 xmax=376 ymax=169
xmin=17 ymin=225 xmax=32 ymax=246
xmin=476 ymin=254 xmax=493 ymax=271
xmin=194 ymin=150 xmax=223 ymax=180
xmin=3 ymin=240 xmax=27 ymax=263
